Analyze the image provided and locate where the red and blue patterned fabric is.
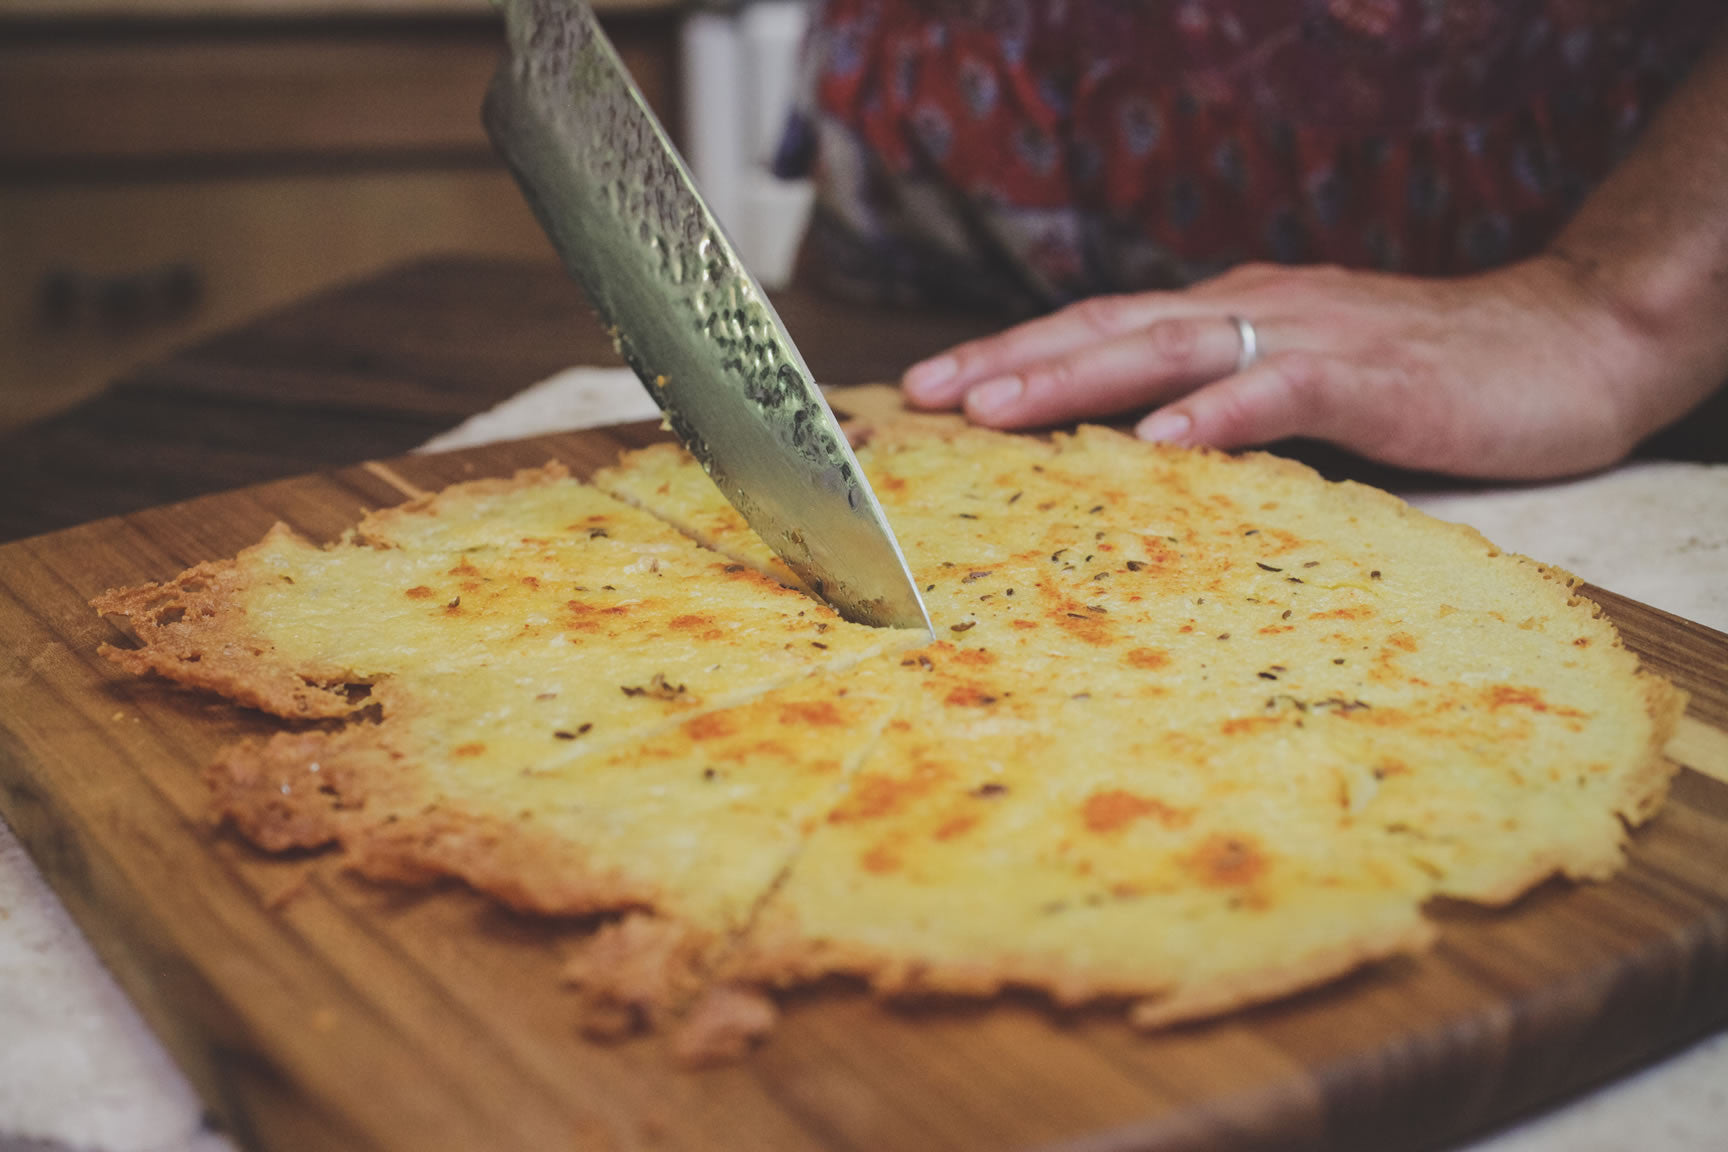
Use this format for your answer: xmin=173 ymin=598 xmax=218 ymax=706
xmin=776 ymin=0 xmax=1719 ymax=314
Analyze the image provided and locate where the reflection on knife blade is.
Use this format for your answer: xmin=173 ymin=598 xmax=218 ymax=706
xmin=483 ymin=0 xmax=931 ymax=634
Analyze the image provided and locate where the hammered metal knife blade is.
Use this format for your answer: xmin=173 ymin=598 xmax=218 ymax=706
xmin=483 ymin=0 xmax=930 ymax=633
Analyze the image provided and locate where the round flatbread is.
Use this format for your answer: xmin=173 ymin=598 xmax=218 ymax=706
xmin=93 ymin=420 xmax=1684 ymax=1061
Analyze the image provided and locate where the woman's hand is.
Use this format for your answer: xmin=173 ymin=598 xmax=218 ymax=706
xmin=900 ymin=255 xmax=1682 ymax=480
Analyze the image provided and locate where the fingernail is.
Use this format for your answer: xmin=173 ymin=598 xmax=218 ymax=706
xmin=903 ymin=355 xmax=958 ymax=400
xmin=965 ymin=376 xmax=1024 ymax=418
xmin=1137 ymin=409 xmax=1192 ymax=444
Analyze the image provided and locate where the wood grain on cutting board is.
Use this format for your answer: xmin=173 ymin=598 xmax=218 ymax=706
xmin=1 ymin=425 xmax=1725 ymax=1152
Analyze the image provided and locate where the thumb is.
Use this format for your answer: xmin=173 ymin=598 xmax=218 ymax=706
xmin=1134 ymin=351 xmax=1344 ymax=451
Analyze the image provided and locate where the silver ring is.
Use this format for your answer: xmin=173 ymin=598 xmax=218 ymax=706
xmin=1229 ymin=315 xmax=1260 ymax=374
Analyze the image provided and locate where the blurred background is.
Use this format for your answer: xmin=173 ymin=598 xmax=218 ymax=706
xmin=0 ymin=0 xmax=814 ymax=436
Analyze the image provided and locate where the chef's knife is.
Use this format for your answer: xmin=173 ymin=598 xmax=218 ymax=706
xmin=483 ymin=0 xmax=931 ymax=634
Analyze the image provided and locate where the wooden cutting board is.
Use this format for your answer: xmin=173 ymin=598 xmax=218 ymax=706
xmin=3 ymin=421 xmax=1726 ymax=1152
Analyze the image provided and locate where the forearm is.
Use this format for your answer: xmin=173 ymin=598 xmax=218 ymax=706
xmin=1547 ymin=16 xmax=1728 ymax=436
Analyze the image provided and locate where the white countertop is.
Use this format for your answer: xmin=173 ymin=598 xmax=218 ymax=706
xmin=5 ymin=368 xmax=1725 ymax=1152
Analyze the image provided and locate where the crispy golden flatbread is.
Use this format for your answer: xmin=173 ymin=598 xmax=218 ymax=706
xmin=92 ymin=419 xmax=1684 ymax=1061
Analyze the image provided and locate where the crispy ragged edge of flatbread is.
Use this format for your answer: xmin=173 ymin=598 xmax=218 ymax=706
xmin=91 ymin=525 xmax=365 ymax=720
xmin=203 ymin=721 xmax=663 ymax=917
xmin=560 ymin=914 xmax=782 ymax=1065
xmin=206 ymin=723 xmax=775 ymax=1063
xmin=88 ymin=463 xmax=589 ymax=719
xmin=209 ymin=717 xmax=779 ymax=1060
xmin=201 ymin=665 xmax=907 ymax=1061
xmin=203 ymin=722 xmax=765 ymax=1062
xmin=204 ymin=677 xmax=905 ymax=1065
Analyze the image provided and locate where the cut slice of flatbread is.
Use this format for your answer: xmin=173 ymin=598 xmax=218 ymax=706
xmin=591 ymin=443 xmax=812 ymax=592
xmin=98 ymin=464 xmax=915 ymax=743
xmin=731 ymin=654 xmax=1438 ymax=1021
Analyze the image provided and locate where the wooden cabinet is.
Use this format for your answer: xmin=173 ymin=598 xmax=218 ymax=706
xmin=0 ymin=3 xmax=683 ymax=434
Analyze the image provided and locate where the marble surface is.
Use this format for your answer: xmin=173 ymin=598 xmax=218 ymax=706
xmin=5 ymin=367 xmax=1724 ymax=1152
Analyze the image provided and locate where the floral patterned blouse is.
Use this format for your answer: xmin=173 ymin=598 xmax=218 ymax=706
xmin=776 ymin=0 xmax=1719 ymax=315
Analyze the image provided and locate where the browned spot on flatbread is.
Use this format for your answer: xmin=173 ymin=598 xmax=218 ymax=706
xmin=684 ymin=712 xmax=736 ymax=741
xmin=1481 ymin=684 xmax=1588 ymax=719
xmin=1133 ymin=540 xmax=1182 ymax=575
xmin=1125 ymin=647 xmax=1170 ymax=670
xmin=1049 ymin=592 xmax=1115 ymax=646
xmin=934 ymin=813 xmax=980 ymax=841
xmin=1220 ymin=715 xmax=1287 ymax=737
xmin=1082 ymin=789 xmax=1190 ymax=834
xmin=830 ymin=761 xmax=949 ymax=824
xmin=778 ymin=700 xmax=845 ymax=727
xmin=562 ymin=599 xmax=629 ymax=632
xmin=944 ymin=683 xmax=999 ymax=707
xmin=1181 ymin=834 xmax=1267 ymax=888
xmin=861 ymin=843 xmax=901 ymax=874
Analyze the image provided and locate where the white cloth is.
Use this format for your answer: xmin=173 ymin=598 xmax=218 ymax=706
xmin=0 ymin=830 xmax=228 ymax=1152
xmin=415 ymin=367 xmax=658 ymax=453
xmin=5 ymin=367 xmax=1724 ymax=1151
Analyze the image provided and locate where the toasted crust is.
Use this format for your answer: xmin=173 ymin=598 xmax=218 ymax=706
xmin=92 ymin=530 xmax=365 ymax=721
xmin=93 ymin=425 xmax=1686 ymax=1062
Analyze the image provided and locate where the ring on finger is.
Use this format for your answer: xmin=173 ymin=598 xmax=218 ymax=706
xmin=1228 ymin=315 xmax=1260 ymax=374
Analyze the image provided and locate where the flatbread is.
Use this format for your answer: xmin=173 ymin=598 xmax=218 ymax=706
xmin=92 ymin=421 xmax=1685 ymax=1061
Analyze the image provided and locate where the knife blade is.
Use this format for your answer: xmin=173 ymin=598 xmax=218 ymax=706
xmin=483 ymin=0 xmax=931 ymax=634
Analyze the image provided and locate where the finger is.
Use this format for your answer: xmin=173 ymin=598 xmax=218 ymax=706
xmin=959 ymin=315 xmax=1252 ymax=429
xmin=902 ymin=292 xmax=1206 ymax=409
xmin=1135 ymin=351 xmax=1343 ymax=450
